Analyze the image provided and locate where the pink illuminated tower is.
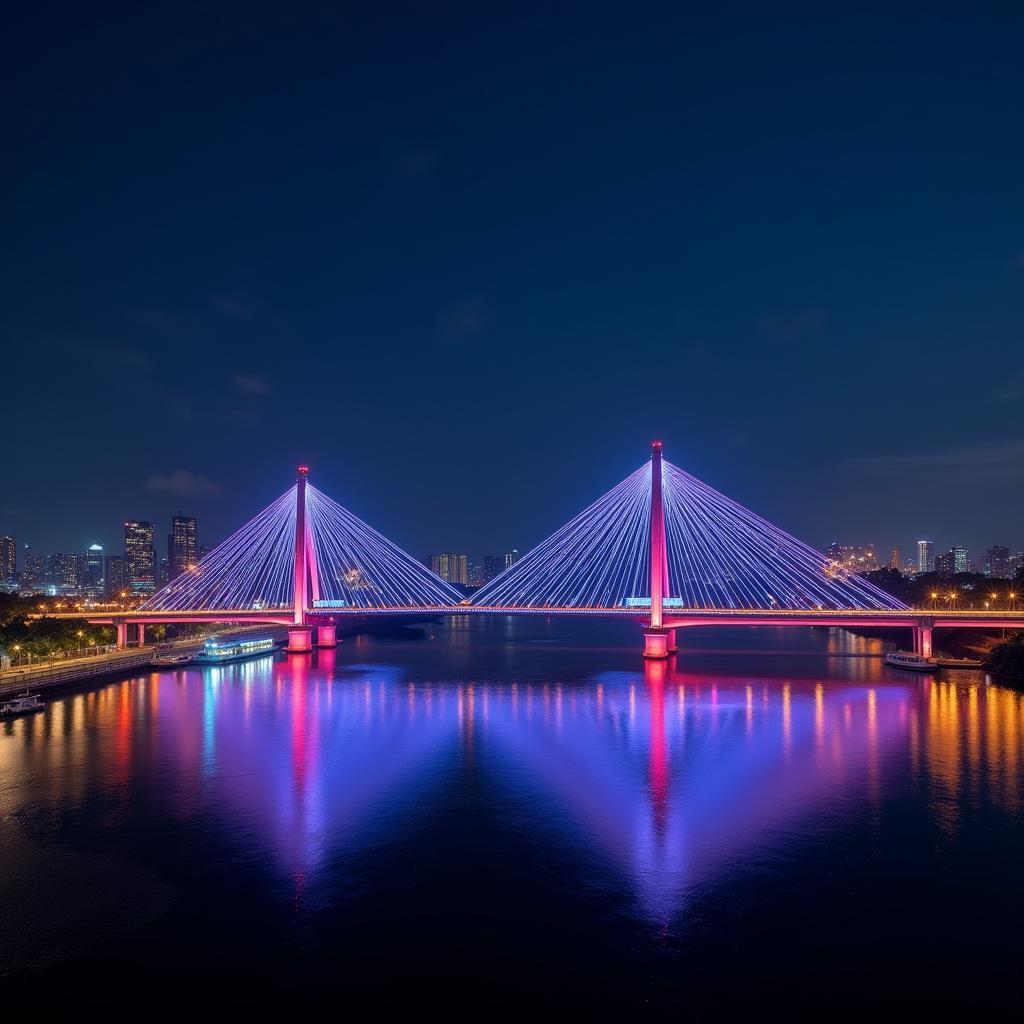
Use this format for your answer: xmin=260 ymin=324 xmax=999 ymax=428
xmin=644 ymin=440 xmax=674 ymax=659
xmin=287 ymin=465 xmax=317 ymax=651
xmin=293 ymin=465 xmax=310 ymax=625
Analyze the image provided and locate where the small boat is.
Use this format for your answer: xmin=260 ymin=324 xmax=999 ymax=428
xmin=932 ymin=656 xmax=984 ymax=669
xmin=192 ymin=636 xmax=280 ymax=666
xmin=884 ymin=651 xmax=937 ymax=673
xmin=150 ymin=650 xmax=195 ymax=668
xmin=1 ymin=692 xmax=46 ymax=717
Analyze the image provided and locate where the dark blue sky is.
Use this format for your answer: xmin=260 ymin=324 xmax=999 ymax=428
xmin=3 ymin=2 xmax=1023 ymax=565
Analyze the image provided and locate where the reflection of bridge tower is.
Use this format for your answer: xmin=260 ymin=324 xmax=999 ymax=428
xmin=644 ymin=441 xmax=675 ymax=659
xmin=645 ymin=657 xmax=670 ymax=834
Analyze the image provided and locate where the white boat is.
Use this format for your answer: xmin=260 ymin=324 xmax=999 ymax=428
xmin=884 ymin=651 xmax=937 ymax=673
xmin=1 ymin=692 xmax=46 ymax=717
xmin=193 ymin=636 xmax=280 ymax=666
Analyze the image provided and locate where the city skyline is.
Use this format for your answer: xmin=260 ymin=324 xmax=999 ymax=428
xmin=3 ymin=496 xmax=1022 ymax=589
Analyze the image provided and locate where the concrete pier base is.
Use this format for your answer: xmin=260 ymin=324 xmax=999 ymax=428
xmin=643 ymin=629 xmax=671 ymax=659
xmin=666 ymin=628 xmax=677 ymax=653
xmin=286 ymin=627 xmax=314 ymax=653
xmin=316 ymin=625 xmax=338 ymax=648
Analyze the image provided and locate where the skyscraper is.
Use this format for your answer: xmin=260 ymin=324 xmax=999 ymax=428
xmin=124 ymin=520 xmax=157 ymax=595
xmin=935 ymin=551 xmax=954 ymax=577
xmin=105 ymin=555 xmax=127 ymax=599
xmin=84 ymin=543 xmax=104 ymax=597
xmin=889 ymin=546 xmax=900 ymax=570
xmin=952 ymin=545 xmax=968 ymax=575
xmin=917 ymin=540 xmax=934 ymax=574
xmin=0 ymin=535 xmax=15 ymax=586
xmin=22 ymin=550 xmax=46 ymax=591
xmin=169 ymin=514 xmax=198 ymax=580
xmin=984 ymin=546 xmax=1010 ymax=579
xmin=50 ymin=553 xmax=83 ymax=594
xmin=504 ymin=550 xmax=520 ymax=570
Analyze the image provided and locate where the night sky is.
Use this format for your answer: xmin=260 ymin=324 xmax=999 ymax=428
xmin=4 ymin=2 xmax=1023 ymax=566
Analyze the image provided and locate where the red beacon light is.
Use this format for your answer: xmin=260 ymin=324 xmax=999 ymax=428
xmin=651 ymin=439 xmax=664 ymax=451
xmin=297 ymin=465 xmax=310 ymax=478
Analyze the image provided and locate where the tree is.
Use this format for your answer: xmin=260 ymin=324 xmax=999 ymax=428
xmin=986 ymin=633 xmax=1024 ymax=681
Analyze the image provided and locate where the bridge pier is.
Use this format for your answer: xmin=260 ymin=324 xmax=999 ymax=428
xmin=316 ymin=625 xmax=337 ymax=648
xmin=666 ymin=628 xmax=677 ymax=653
xmin=286 ymin=627 xmax=313 ymax=653
xmin=137 ymin=623 xmax=146 ymax=647
xmin=913 ymin=624 xmax=933 ymax=658
xmin=643 ymin=628 xmax=671 ymax=659
xmin=116 ymin=622 xmax=128 ymax=648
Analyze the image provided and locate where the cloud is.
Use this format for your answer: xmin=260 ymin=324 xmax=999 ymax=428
xmin=846 ymin=440 xmax=1024 ymax=489
xmin=233 ymin=373 xmax=271 ymax=396
xmin=144 ymin=470 xmax=224 ymax=498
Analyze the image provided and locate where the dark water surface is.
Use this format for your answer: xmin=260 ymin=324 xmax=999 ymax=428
xmin=3 ymin=618 xmax=1022 ymax=1011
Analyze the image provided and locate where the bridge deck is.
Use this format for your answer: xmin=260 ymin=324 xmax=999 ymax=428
xmin=37 ymin=605 xmax=1024 ymax=632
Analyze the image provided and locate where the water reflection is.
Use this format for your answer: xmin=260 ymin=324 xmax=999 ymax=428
xmin=2 ymin=644 xmax=1023 ymax=930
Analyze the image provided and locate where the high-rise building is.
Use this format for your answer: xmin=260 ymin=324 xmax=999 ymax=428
xmin=1009 ymin=552 xmax=1024 ymax=578
xmin=83 ymin=543 xmax=104 ymax=597
xmin=0 ymin=535 xmax=15 ymax=586
xmin=952 ymin=545 xmax=968 ymax=575
xmin=889 ymin=546 xmax=900 ymax=570
xmin=482 ymin=555 xmax=507 ymax=583
xmin=917 ymin=540 xmax=934 ymax=574
xmin=50 ymin=553 xmax=83 ymax=594
xmin=105 ymin=555 xmax=127 ymax=599
xmin=169 ymin=514 xmax=198 ymax=580
xmin=429 ymin=552 xmax=469 ymax=585
xmin=504 ymin=550 xmax=520 ymax=570
xmin=984 ymin=546 xmax=1010 ymax=579
xmin=22 ymin=549 xmax=46 ymax=591
xmin=935 ymin=551 xmax=955 ymax=577
xmin=124 ymin=520 xmax=156 ymax=595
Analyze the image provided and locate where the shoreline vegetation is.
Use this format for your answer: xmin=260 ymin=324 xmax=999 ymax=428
xmin=984 ymin=634 xmax=1024 ymax=683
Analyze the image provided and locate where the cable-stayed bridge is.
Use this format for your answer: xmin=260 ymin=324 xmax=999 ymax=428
xmin=79 ymin=445 xmax=1024 ymax=658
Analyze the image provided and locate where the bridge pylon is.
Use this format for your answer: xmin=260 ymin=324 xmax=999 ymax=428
xmin=644 ymin=440 xmax=673 ymax=659
xmin=287 ymin=464 xmax=318 ymax=652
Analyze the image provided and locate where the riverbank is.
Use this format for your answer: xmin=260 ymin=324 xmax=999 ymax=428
xmin=0 ymin=625 xmax=289 ymax=699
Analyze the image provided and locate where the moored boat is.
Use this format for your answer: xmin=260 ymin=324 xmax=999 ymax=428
xmin=884 ymin=651 xmax=937 ymax=673
xmin=932 ymin=656 xmax=984 ymax=669
xmin=150 ymin=650 xmax=195 ymax=668
xmin=1 ymin=692 xmax=46 ymax=717
xmin=192 ymin=636 xmax=280 ymax=666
